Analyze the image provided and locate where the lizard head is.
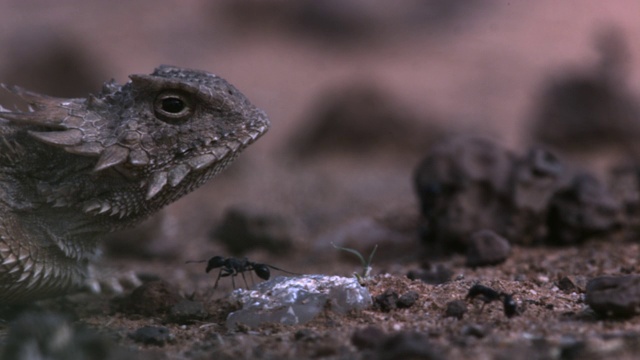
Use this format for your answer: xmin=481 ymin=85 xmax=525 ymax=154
xmin=1 ymin=65 xmax=269 ymax=221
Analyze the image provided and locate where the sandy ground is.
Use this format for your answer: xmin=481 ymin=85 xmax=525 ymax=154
xmin=2 ymin=1 xmax=640 ymax=359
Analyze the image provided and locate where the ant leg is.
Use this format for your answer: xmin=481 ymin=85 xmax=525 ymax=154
xmin=213 ymin=270 xmax=224 ymax=289
xmin=240 ymin=272 xmax=249 ymax=289
xmin=231 ymin=274 xmax=237 ymax=289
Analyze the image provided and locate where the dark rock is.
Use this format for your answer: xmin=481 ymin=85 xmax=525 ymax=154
xmin=397 ymin=291 xmax=419 ymax=308
xmin=586 ymin=275 xmax=640 ymax=317
xmin=407 ymin=264 xmax=452 ymax=285
xmin=466 ymin=229 xmax=511 ymax=267
xmin=507 ymin=148 xmax=570 ymax=244
xmin=374 ymin=289 xmax=399 ymax=312
xmin=610 ymin=165 xmax=640 ymax=232
xmin=124 ymin=280 xmax=182 ymax=316
xmin=530 ymin=28 xmax=640 ymax=152
xmin=559 ymin=339 xmax=588 ymax=360
xmin=129 ymin=326 xmax=173 ymax=346
xmin=351 ymin=326 xmax=386 ymax=350
xmin=461 ymin=324 xmax=486 ymax=338
xmin=547 ymin=174 xmax=622 ymax=245
xmin=294 ymin=329 xmax=318 ymax=342
xmin=212 ymin=205 xmax=293 ymax=255
xmin=378 ymin=331 xmax=443 ymax=360
xmin=444 ymin=300 xmax=467 ymax=319
xmin=557 ymin=276 xmax=579 ymax=293
xmin=414 ymin=136 xmax=623 ymax=250
xmin=168 ymin=300 xmax=209 ymax=324
xmin=414 ymin=136 xmax=515 ymax=250
xmin=511 ymin=148 xmax=566 ymax=212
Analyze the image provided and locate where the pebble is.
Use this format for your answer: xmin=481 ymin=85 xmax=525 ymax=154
xmin=397 ymin=291 xmax=419 ymax=309
xmin=407 ymin=264 xmax=453 ymax=285
xmin=461 ymin=324 xmax=486 ymax=338
xmin=124 ymin=280 xmax=181 ymax=316
xmin=351 ymin=326 xmax=386 ymax=350
xmin=586 ymin=275 xmax=640 ymax=317
xmin=374 ymin=289 xmax=399 ymax=312
xmin=129 ymin=326 xmax=173 ymax=346
xmin=168 ymin=299 xmax=209 ymax=324
xmin=444 ymin=300 xmax=467 ymax=320
xmin=465 ymin=229 xmax=511 ymax=267
xmin=377 ymin=331 xmax=443 ymax=360
xmin=557 ymin=276 xmax=578 ymax=293
xmin=546 ymin=173 xmax=622 ymax=245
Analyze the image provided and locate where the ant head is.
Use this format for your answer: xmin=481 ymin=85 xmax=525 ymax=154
xmin=253 ymin=264 xmax=271 ymax=280
xmin=206 ymin=256 xmax=226 ymax=273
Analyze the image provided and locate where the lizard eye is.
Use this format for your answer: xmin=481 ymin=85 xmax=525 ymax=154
xmin=154 ymin=91 xmax=194 ymax=124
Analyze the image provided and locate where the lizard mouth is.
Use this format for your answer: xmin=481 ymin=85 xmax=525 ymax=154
xmin=80 ymin=113 xmax=269 ymax=218
xmin=145 ymin=121 xmax=269 ymax=200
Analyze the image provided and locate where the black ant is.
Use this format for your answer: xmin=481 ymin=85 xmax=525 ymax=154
xmin=187 ymin=256 xmax=298 ymax=289
xmin=466 ymin=284 xmax=517 ymax=318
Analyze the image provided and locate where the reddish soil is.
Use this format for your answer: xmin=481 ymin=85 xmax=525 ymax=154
xmin=2 ymin=1 xmax=640 ymax=359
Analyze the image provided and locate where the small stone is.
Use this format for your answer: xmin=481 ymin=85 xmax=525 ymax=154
xmin=547 ymin=174 xmax=622 ymax=245
xmin=445 ymin=300 xmax=467 ymax=320
xmin=461 ymin=324 xmax=486 ymax=338
xmin=374 ymin=289 xmax=399 ymax=312
xmin=294 ymin=329 xmax=317 ymax=342
xmin=351 ymin=326 xmax=386 ymax=350
xmin=559 ymin=339 xmax=587 ymax=359
xmin=124 ymin=280 xmax=181 ymax=316
xmin=407 ymin=264 xmax=452 ymax=285
xmin=586 ymin=275 xmax=640 ymax=317
xmin=129 ymin=326 xmax=173 ymax=346
xmin=557 ymin=276 xmax=578 ymax=293
xmin=610 ymin=165 xmax=640 ymax=230
xmin=168 ymin=299 xmax=209 ymax=324
xmin=378 ymin=331 xmax=443 ymax=360
xmin=397 ymin=291 xmax=419 ymax=308
xmin=466 ymin=229 xmax=511 ymax=267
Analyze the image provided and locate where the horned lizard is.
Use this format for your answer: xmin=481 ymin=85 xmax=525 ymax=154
xmin=0 ymin=65 xmax=269 ymax=303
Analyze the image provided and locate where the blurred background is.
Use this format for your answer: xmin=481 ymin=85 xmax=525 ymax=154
xmin=1 ymin=0 xmax=639 ymax=267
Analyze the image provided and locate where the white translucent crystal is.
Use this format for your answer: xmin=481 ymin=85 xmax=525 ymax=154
xmin=226 ymin=275 xmax=372 ymax=328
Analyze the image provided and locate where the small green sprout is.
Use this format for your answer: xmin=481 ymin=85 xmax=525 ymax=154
xmin=331 ymin=242 xmax=378 ymax=283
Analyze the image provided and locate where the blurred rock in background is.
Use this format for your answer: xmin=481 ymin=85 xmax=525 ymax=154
xmin=289 ymin=81 xmax=445 ymax=159
xmin=529 ymin=27 xmax=640 ymax=173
